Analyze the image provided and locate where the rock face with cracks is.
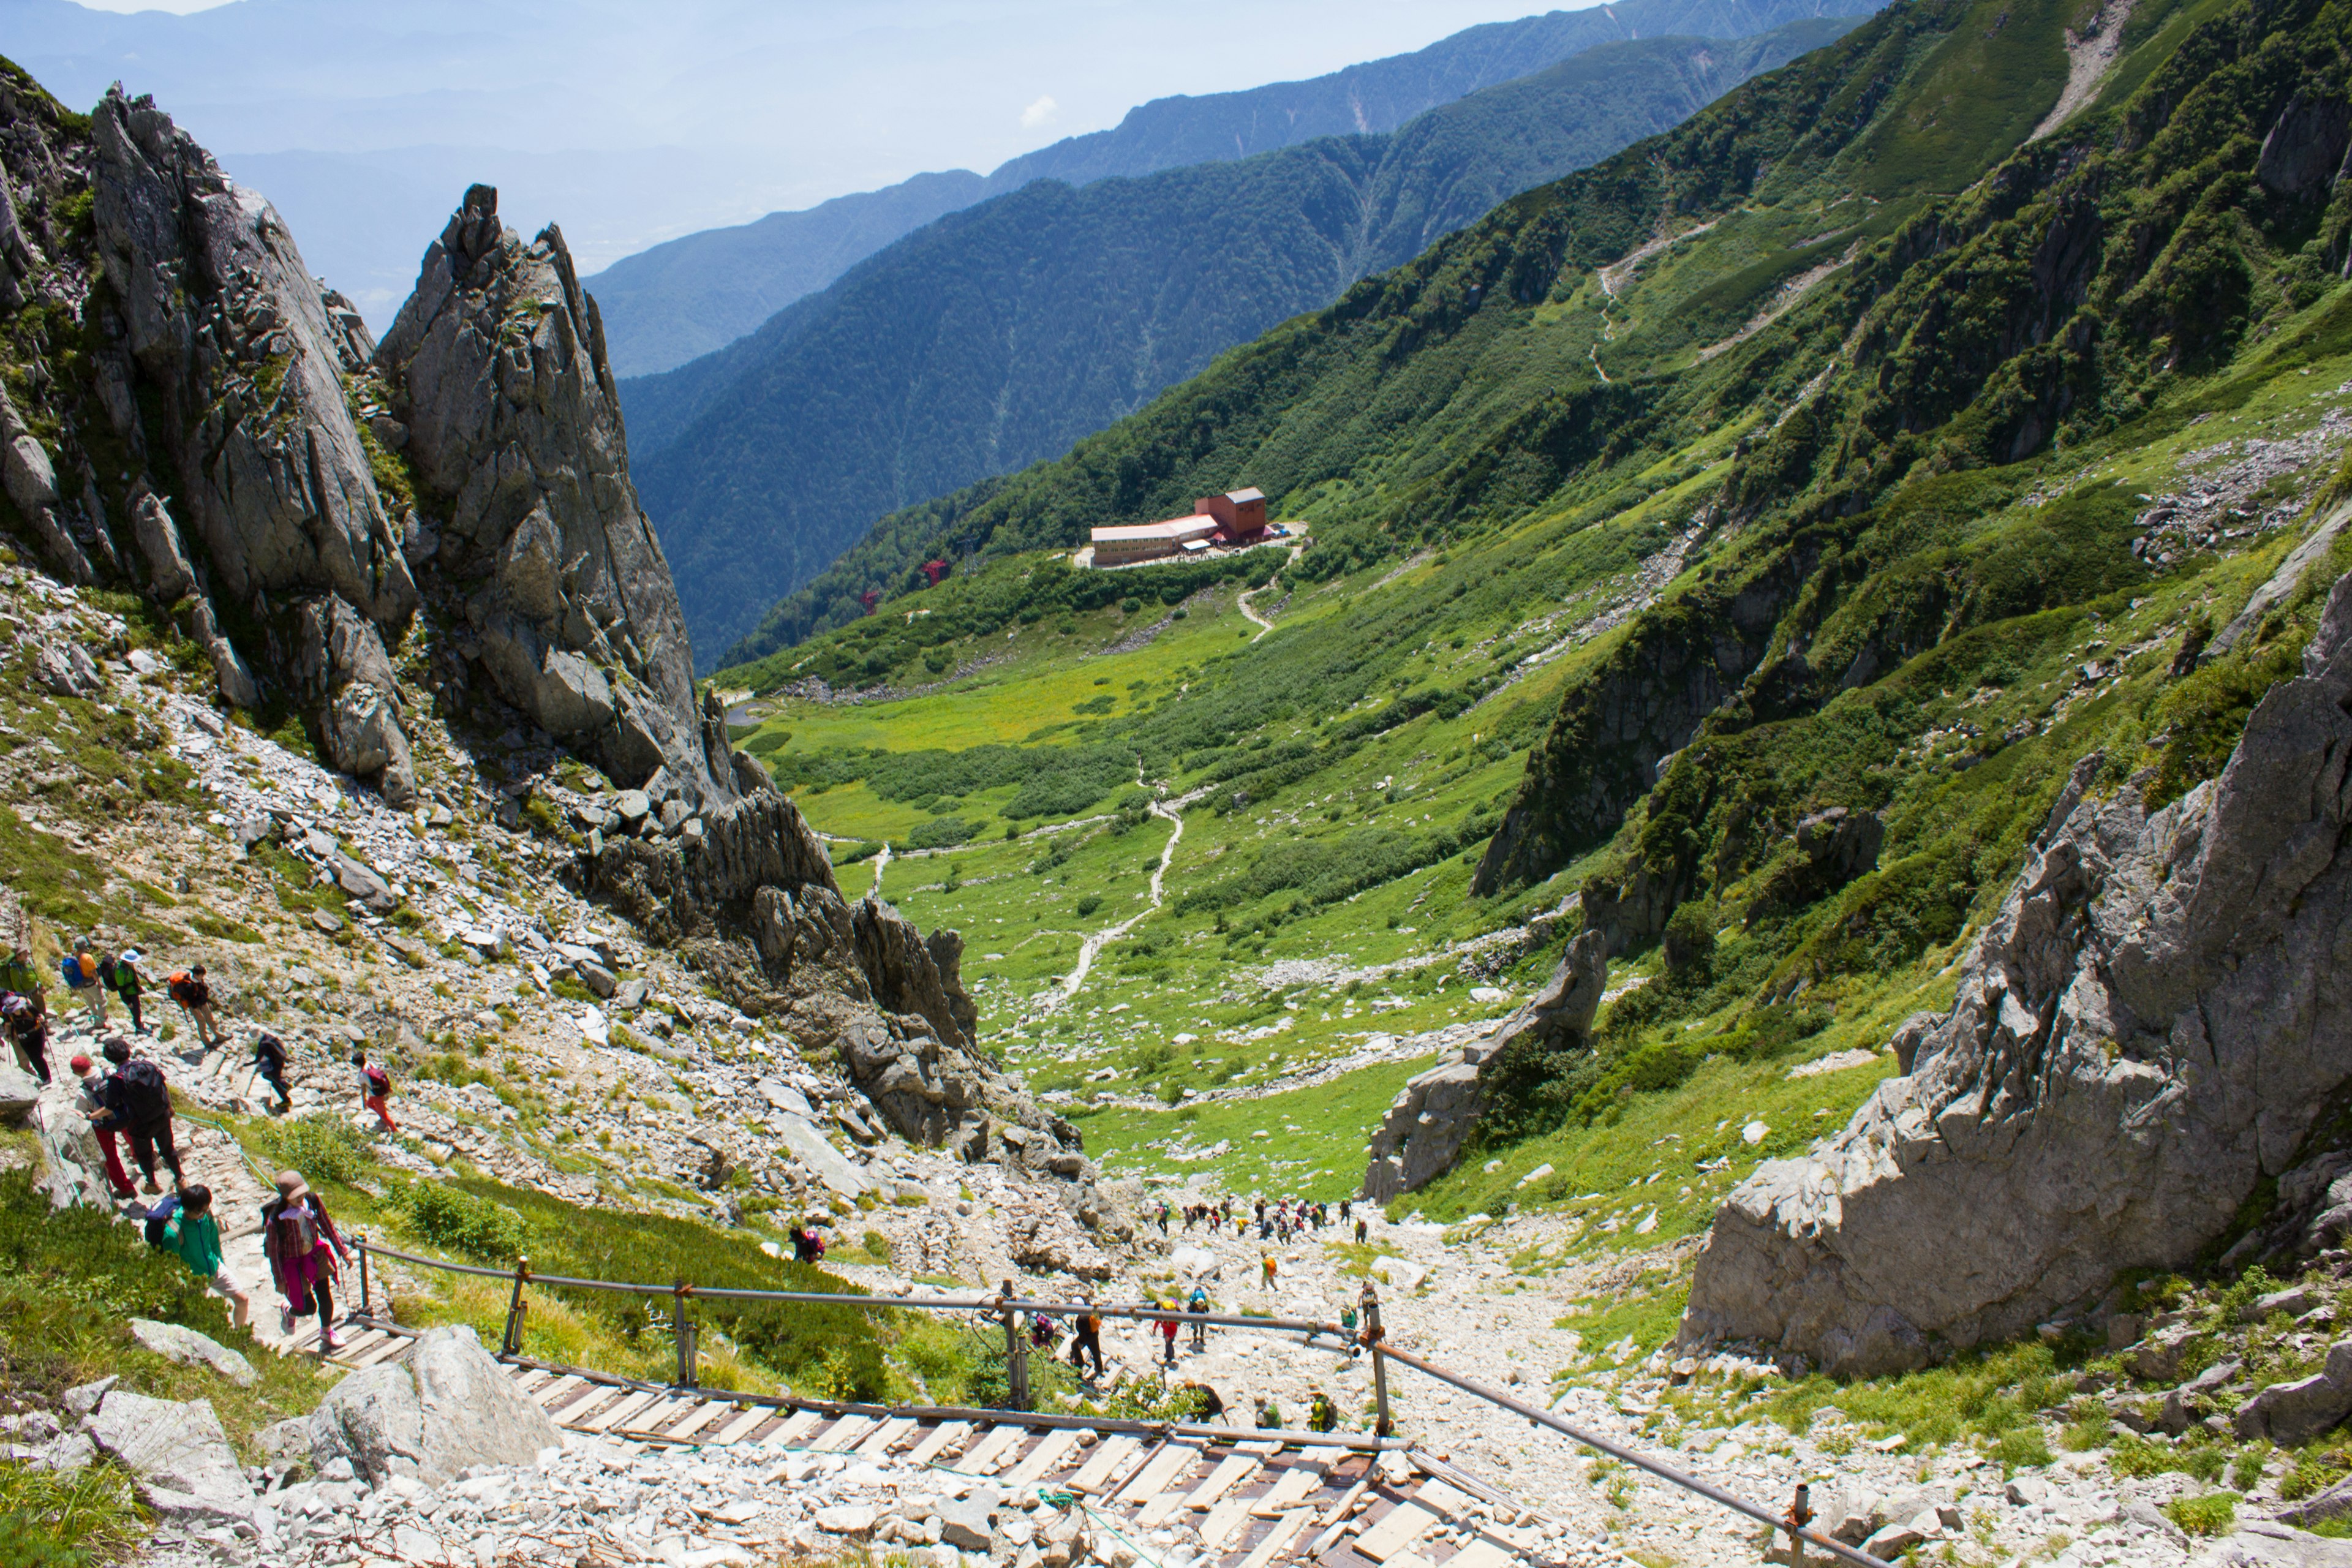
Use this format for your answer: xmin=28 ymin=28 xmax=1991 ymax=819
xmin=373 ymin=184 xmax=727 ymax=803
xmin=1681 ymin=567 xmax=2352 ymax=1375
xmin=1362 ymin=929 xmax=1607 ymax=1200
xmin=306 ymin=1326 xmax=561 ymax=1488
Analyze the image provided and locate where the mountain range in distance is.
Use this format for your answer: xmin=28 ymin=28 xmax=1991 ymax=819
xmin=585 ymin=0 xmax=1881 ymax=382
xmin=615 ymin=7 xmax=1873 ymax=667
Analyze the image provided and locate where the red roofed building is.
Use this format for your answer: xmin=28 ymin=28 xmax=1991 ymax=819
xmin=1197 ymin=488 xmax=1267 ymax=542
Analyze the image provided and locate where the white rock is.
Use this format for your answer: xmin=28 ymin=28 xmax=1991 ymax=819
xmin=1742 ymin=1120 xmax=1770 ymax=1145
xmin=130 ymin=1317 xmax=258 ymax=1387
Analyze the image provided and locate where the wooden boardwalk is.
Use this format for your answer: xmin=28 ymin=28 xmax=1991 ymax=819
xmin=285 ymin=1316 xmax=1550 ymax=1568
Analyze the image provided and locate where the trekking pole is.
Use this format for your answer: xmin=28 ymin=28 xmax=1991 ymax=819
xmin=500 ymin=1256 xmax=532 ymax=1357
xmin=357 ymin=1235 xmax=371 ymax=1317
xmin=673 ymin=1282 xmax=699 ymax=1388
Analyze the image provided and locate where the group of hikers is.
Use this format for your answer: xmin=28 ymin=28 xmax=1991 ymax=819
xmin=1151 ymin=1193 xmax=1363 ymax=1245
xmin=1 ymin=925 xmax=404 ymax=1355
xmin=1 ymin=934 xmax=233 ymax=1086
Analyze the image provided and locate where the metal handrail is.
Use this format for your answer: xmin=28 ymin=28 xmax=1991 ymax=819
xmin=356 ymin=1234 xmax=1893 ymax=1566
xmin=1379 ymin=1343 xmax=1890 ymax=1568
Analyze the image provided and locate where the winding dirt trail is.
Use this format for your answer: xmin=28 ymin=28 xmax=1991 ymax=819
xmin=1038 ymin=792 xmax=1185 ymax=1011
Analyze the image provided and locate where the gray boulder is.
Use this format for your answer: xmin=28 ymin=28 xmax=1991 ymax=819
xmin=0 ymin=1063 xmax=39 ymax=1123
xmin=307 ymin=1325 xmax=560 ymax=1487
xmin=83 ymin=1389 xmax=254 ymax=1526
xmin=2235 ymin=1342 xmax=2352 ymax=1444
xmin=32 ymin=640 xmax=103 ymax=699
xmin=2193 ymin=1521 xmax=2352 ymax=1568
xmin=1362 ymin=930 xmax=1607 ymax=1200
xmin=130 ymin=1318 xmax=257 ymax=1387
xmin=1683 ymin=566 xmax=2352 ymax=1373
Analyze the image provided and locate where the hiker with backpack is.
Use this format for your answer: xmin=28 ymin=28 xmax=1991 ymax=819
xmin=3 ymin=993 xmax=50 ymax=1084
xmin=249 ymin=1032 xmax=292 ymax=1112
xmin=1188 ymin=1283 xmax=1210 ymax=1351
xmin=1069 ymin=1298 xmax=1107 ymax=1380
xmin=69 ymin=1054 xmax=136 ymax=1198
xmin=263 ymin=1169 xmax=350 ymax=1352
xmin=108 ymin=947 xmax=145 ymax=1035
xmin=0 ymin=938 xmax=44 ymax=1020
xmin=62 ymin=937 xmax=105 ymax=1027
xmin=350 ymin=1049 xmax=396 ymax=1132
xmin=99 ymin=1038 xmax=181 ymax=1194
xmin=155 ymin=1185 xmax=251 ymax=1329
xmin=167 ymin=964 xmax=225 ymax=1048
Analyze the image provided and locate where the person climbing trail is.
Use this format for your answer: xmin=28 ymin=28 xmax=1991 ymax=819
xmin=161 ymin=1185 xmax=251 ymax=1329
xmin=1188 ymin=1284 xmax=1210 ymax=1351
xmin=100 ymin=1038 xmax=181 ymax=1194
xmin=263 ymin=1169 xmax=350 ymax=1353
xmin=4 ymin=992 xmax=50 ymax=1084
xmin=352 ymin=1049 xmax=397 ymax=1132
xmin=107 ymin=946 xmax=146 ymax=1034
xmin=69 ymin=1053 xmax=135 ymax=1198
xmin=167 ymin=963 xmax=225 ymax=1047
xmin=1069 ymin=1301 xmax=1106 ymax=1379
xmin=250 ymin=1031 xmax=292 ymax=1111
xmin=0 ymin=935 xmax=45 ymax=1021
xmin=62 ymin=937 xmax=105 ymax=1028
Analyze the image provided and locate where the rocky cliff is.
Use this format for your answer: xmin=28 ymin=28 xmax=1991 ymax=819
xmin=371 ymin=184 xmax=728 ymax=804
xmin=1362 ymin=930 xmax=1607 ymax=1200
xmin=0 ymin=75 xmax=1082 ymax=1183
xmin=1681 ymin=567 xmax=2352 ymax=1374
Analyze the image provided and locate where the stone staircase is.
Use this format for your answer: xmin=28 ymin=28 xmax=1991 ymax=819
xmin=274 ymin=1314 xmax=1548 ymax=1568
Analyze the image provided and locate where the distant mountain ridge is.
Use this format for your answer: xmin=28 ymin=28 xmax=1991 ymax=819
xmin=586 ymin=0 xmax=1879 ymax=379
xmin=629 ymin=15 xmax=1870 ymax=665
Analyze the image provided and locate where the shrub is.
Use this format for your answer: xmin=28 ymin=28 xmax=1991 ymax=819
xmin=253 ymin=1114 xmax=376 ymax=1189
xmin=1076 ymin=895 xmax=1102 ymax=917
xmin=908 ymin=815 xmax=971 ymax=850
xmin=2165 ymin=1494 xmax=2237 ymax=1537
xmin=398 ymin=1181 xmax=527 ymax=1264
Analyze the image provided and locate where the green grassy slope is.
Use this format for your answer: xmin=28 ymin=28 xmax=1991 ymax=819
xmin=707 ymin=0 xmax=2352 ymax=1213
xmin=633 ymin=18 xmax=1868 ymax=663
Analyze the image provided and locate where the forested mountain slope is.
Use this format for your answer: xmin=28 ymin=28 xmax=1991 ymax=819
xmin=633 ymin=18 xmax=1860 ymax=663
xmin=587 ymin=0 xmax=1874 ymax=379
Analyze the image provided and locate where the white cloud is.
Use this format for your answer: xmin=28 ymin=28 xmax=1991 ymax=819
xmin=1020 ymin=96 xmax=1058 ymax=129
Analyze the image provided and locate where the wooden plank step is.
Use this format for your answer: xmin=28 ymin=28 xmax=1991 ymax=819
xmin=352 ymin=1335 xmax=414 ymax=1370
xmin=336 ymin=1329 xmax=393 ymax=1360
xmin=575 ymin=1389 xmax=664 ymax=1434
xmin=1066 ymin=1434 xmax=1142 ymax=1496
xmin=666 ymin=1401 xmax=733 ymax=1441
xmin=709 ymin=1406 xmax=773 ymax=1447
xmin=1442 ymin=1542 xmax=1517 ymax=1568
xmin=1385 ymin=1551 xmax=1438 ymax=1568
xmin=1237 ymin=1510 xmax=1311 ymax=1568
xmin=1197 ymin=1494 xmax=1256 ymax=1554
xmin=1411 ymin=1480 xmax=1476 ymax=1520
xmin=813 ymin=1414 xmax=876 ymax=1452
xmin=1185 ymin=1456 xmax=1261 ymax=1512
xmin=624 ymin=1397 xmax=696 ymax=1438
xmin=1355 ymin=1502 xmax=1439 ymax=1563
xmin=951 ymin=1424 xmax=1028 ymax=1476
xmin=1003 ymin=1428 xmax=1082 ymax=1488
xmin=531 ymin=1374 xmax=590 ymax=1411
xmin=1115 ymin=1442 xmax=1201 ymax=1508
xmin=903 ymin=1419 xmax=971 ymax=1468
xmin=761 ymin=1409 xmax=826 ymax=1447
xmin=857 ymin=1415 xmax=918 ymax=1458
xmin=1250 ymin=1465 xmax=1325 ymax=1518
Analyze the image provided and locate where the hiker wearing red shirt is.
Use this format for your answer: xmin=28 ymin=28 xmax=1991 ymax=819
xmin=350 ymin=1049 xmax=398 ymax=1132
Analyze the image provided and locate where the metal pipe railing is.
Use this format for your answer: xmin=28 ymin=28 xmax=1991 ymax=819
xmin=357 ymin=1235 xmax=1893 ymax=1567
xmin=1378 ymin=1343 xmax=1891 ymax=1568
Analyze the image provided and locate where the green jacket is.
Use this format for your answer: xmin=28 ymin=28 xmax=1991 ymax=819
xmin=0 ymin=955 xmax=42 ymax=1001
xmin=163 ymin=1210 xmax=224 ymax=1278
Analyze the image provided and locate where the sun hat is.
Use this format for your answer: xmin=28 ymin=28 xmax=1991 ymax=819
xmin=274 ymin=1170 xmax=310 ymax=1201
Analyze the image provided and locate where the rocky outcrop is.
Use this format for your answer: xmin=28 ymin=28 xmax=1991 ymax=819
xmin=373 ymin=186 xmax=724 ymax=802
xmin=587 ymin=775 xmax=1077 ymax=1166
xmin=1362 ymin=930 xmax=1607 ymax=1200
xmin=88 ymin=88 xmax=419 ymax=794
xmin=1681 ymin=568 xmax=2352 ymax=1374
xmin=306 ymin=1325 xmax=560 ymax=1488
xmin=83 ymin=1386 xmax=255 ymax=1528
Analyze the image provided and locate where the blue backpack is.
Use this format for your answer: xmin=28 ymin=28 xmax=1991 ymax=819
xmin=142 ymin=1193 xmax=182 ymax=1249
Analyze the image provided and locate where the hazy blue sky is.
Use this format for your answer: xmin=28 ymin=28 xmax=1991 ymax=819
xmin=15 ymin=0 xmax=1575 ymax=317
